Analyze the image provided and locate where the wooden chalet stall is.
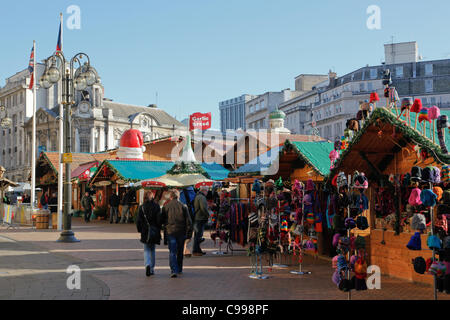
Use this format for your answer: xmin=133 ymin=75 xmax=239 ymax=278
xmin=330 ymin=107 xmax=450 ymax=285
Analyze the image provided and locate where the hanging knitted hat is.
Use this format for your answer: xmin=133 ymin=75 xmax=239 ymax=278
xmin=349 ymin=255 xmax=358 ymax=270
xmin=337 ymin=255 xmax=348 ymax=271
xmin=345 ymin=218 xmax=357 ymax=230
xmin=354 ymin=257 xmax=368 ymax=279
xmin=356 ymin=216 xmax=369 ymax=230
xmin=354 ymin=173 xmax=368 ymax=189
xmin=428 ymin=106 xmax=441 ymax=120
xmin=413 ymin=257 xmax=427 ymax=274
xmin=411 ymin=213 xmax=426 ymax=231
xmin=427 ymin=234 xmax=442 ymax=250
xmin=332 ymin=233 xmax=341 ymax=247
xmin=420 ymin=189 xmax=437 ymax=207
xmin=418 ymin=108 xmax=430 ymax=123
xmin=410 ymin=166 xmax=422 ymax=182
xmin=421 ymin=167 xmax=434 ymax=183
xmin=332 ymin=270 xmax=342 ymax=286
xmin=407 ymin=232 xmax=422 ymax=251
xmin=306 ymin=212 xmax=315 ymax=225
xmin=370 ymin=92 xmax=380 ymax=103
xmin=306 ymin=179 xmax=315 ymax=192
xmin=401 ymin=97 xmax=413 ymax=112
xmin=252 ymin=179 xmax=261 ymax=193
xmin=433 ymin=187 xmax=443 ymax=201
xmin=337 ymin=172 xmax=348 ymax=190
xmin=432 ymin=167 xmax=441 ymax=184
xmin=411 ymin=99 xmax=423 ymax=113
xmin=409 ymin=188 xmax=422 ymax=206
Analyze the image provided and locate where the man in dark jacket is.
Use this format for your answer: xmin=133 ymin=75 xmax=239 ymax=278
xmin=161 ymin=190 xmax=193 ymax=278
xmin=109 ymin=192 xmax=120 ymax=224
xmin=136 ymin=191 xmax=162 ymax=277
xmin=40 ymin=192 xmax=49 ymax=210
xmin=81 ymin=192 xmax=95 ymax=223
xmin=192 ymin=187 xmax=210 ymax=256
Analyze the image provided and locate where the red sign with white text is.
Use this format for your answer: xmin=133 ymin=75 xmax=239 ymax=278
xmin=189 ymin=112 xmax=212 ymax=131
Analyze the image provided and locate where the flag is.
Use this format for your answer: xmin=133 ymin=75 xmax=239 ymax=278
xmin=56 ymin=21 xmax=62 ymax=53
xmin=28 ymin=46 xmax=34 ymax=90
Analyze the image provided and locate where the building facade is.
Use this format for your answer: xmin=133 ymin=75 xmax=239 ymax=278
xmin=1 ymin=64 xmax=186 ymax=183
xmin=219 ymin=94 xmax=257 ymax=132
xmin=280 ymin=42 xmax=450 ymax=142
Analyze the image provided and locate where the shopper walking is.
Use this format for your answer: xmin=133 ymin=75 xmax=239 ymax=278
xmin=161 ymin=190 xmax=192 ymax=278
xmin=192 ymin=187 xmax=210 ymax=256
xmin=81 ymin=192 xmax=95 ymax=223
xmin=109 ymin=192 xmax=120 ymax=224
xmin=136 ymin=191 xmax=162 ymax=277
xmin=48 ymin=192 xmax=58 ymax=214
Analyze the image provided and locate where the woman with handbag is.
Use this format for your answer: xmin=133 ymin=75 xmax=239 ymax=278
xmin=136 ymin=191 xmax=162 ymax=277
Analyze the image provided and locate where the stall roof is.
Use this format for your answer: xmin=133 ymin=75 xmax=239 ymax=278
xmin=91 ymin=160 xmax=229 ymax=184
xmin=71 ymin=161 xmax=99 ymax=180
xmin=229 ymin=146 xmax=282 ymax=176
xmin=287 ymin=140 xmax=335 ymax=176
xmin=330 ymin=107 xmax=450 ymax=180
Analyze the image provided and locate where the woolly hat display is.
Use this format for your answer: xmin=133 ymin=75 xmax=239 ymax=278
xmin=306 ymin=179 xmax=315 ymax=192
xmin=433 ymin=187 xmax=443 ymax=201
xmin=356 ymin=216 xmax=369 ymax=230
xmin=413 ymin=257 xmax=427 ymax=274
xmin=355 ymin=235 xmax=366 ymax=250
xmin=337 ymin=255 xmax=348 ymax=271
xmin=370 ymin=92 xmax=380 ymax=103
xmin=443 ymin=236 xmax=450 ymax=249
xmin=411 ymin=213 xmax=426 ymax=231
xmin=407 ymin=232 xmax=422 ymax=251
xmin=444 ymin=190 xmax=450 ymax=205
xmin=428 ymin=106 xmax=441 ymax=120
xmin=421 ymin=167 xmax=433 ymax=183
xmin=401 ymin=97 xmax=413 ymax=111
xmin=411 ymin=99 xmax=423 ymax=113
xmin=427 ymin=234 xmax=442 ymax=250
xmin=252 ymin=179 xmax=262 ymax=193
xmin=345 ymin=218 xmax=357 ymax=230
xmin=332 ymin=233 xmax=341 ymax=247
xmin=420 ymin=189 xmax=437 ymax=207
xmin=410 ymin=166 xmax=422 ymax=182
xmin=353 ymin=173 xmax=368 ymax=189
xmin=431 ymin=167 xmax=441 ymax=184
xmin=408 ymin=188 xmax=422 ymax=206
xmin=418 ymin=108 xmax=430 ymax=123
xmin=332 ymin=270 xmax=342 ymax=286
xmin=337 ymin=172 xmax=348 ymax=190
xmin=332 ymin=256 xmax=339 ymax=269
xmin=429 ymin=262 xmax=447 ymax=278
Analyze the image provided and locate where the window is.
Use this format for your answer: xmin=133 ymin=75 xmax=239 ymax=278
xmin=425 ymin=64 xmax=433 ymax=76
xmin=80 ymin=137 xmax=90 ymax=153
xmin=360 ymin=83 xmax=365 ymax=92
xmin=425 ymin=79 xmax=433 ymax=93
xmin=370 ymin=69 xmax=377 ymax=79
xmin=431 ymin=97 xmax=436 ymax=105
xmin=396 ymin=66 xmax=404 ymax=78
xmin=367 ymin=82 xmax=373 ymax=92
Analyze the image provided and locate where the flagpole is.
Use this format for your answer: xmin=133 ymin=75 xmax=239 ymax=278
xmin=31 ymin=40 xmax=37 ymax=208
xmin=57 ymin=13 xmax=64 ymax=230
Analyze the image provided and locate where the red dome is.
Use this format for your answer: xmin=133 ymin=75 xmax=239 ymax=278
xmin=120 ymin=129 xmax=144 ymax=148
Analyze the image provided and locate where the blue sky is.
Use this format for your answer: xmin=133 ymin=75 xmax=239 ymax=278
xmin=1 ymin=0 xmax=450 ymax=129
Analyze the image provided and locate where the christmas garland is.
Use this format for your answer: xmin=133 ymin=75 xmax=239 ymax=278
xmin=167 ymin=161 xmax=211 ymax=179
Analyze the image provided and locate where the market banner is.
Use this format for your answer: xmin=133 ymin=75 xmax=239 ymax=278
xmin=189 ymin=112 xmax=211 ymax=131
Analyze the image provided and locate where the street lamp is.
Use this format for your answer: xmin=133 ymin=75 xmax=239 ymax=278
xmin=39 ymin=52 xmax=97 ymax=243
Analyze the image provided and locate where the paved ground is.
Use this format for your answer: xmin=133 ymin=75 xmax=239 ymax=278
xmin=1 ymin=218 xmax=449 ymax=300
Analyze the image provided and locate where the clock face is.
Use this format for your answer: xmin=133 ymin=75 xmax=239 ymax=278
xmin=78 ymin=102 xmax=91 ymax=114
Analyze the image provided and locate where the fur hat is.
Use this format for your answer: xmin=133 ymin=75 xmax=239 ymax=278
xmin=411 ymin=99 xmax=423 ymax=113
xmin=408 ymin=188 xmax=422 ymax=206
xmin=332 ymin=270 xmax=342 ymax=286
xmin=410 ymin=166 xmax=422 ymax=182
xmin=428 ymin=106 xmax=441 ymax=120
xmin=356 ymin=216 xmax=369 ymax=230
xmin=332 ymin=233 xmax=341 ymax=247
xmin=433 ymin=187 xmax=443 ymax=201
xmin=420 ymin=189 xmax=437 ymax=207
xmin=353 ymin=173 xmax=368 ymax=189
xmin=332 ymin=256 xmax=339 ymax=269
xmin=337 ymin=255 xmax=348 ymax=272
xmin=407 ymin=232 xmax=422 ymax=251
xmin=411 ymin=213 xmax=426 ymax=231
xmin=401 ymin=97 xmax=413 ymax=112
xmin=432 ymin=167 xmax=441 ymax=184
xmin=413 ymin=257 xmax=427 ymax=274
xmin=370 ymin=92 xmax=380 ymax=103
xmin=421 ymin=167 xmax=433 ymax=183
